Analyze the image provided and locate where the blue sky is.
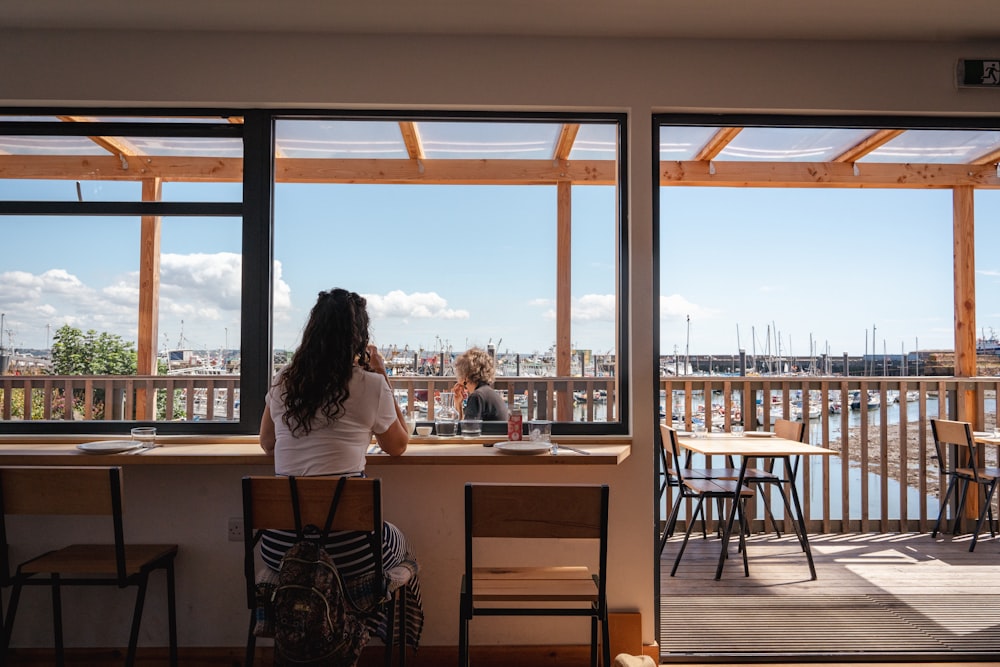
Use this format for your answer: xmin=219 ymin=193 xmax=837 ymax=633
xmin=2 ymin=179 xmax=998 ymax=358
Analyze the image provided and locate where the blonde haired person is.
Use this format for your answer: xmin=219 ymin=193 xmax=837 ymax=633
xmin=451 ymin=347 xmax=509 ymax=421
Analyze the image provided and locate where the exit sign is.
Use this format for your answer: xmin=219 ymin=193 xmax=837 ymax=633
xmin=957 ymin=59 xmax=1000 ymax=87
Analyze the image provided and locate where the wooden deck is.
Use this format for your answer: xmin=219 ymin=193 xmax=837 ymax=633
xmin=660 ymin=532 xmax=1000 ymax=663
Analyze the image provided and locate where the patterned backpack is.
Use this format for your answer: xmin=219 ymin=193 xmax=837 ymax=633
xmin=272 ymin=477 xmax=371 ymax=667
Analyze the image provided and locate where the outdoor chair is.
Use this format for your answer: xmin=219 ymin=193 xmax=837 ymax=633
xmin=659 ymin=424 xmax=753 ymax=576
xmin=458 ymin=482 xmax=610 ymax=667
xmin=738 ymin=418 xmax=807 ymax=544
xmin=0 ymin=466 xmax=178 ymax=667
xmin=242 ymin=475 xmax=411 ymax=667
xmin=930 ymin=419 xmax=999 ymax=551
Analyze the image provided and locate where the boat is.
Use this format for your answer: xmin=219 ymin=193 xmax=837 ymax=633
xmin=977 ymin=329 xmax=1000 ymax=354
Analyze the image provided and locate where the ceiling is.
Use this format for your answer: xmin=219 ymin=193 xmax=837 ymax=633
xmin=3 ymin=0 xmax=1000 ymax=41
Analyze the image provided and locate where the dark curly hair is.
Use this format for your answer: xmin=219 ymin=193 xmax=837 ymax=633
xmin=278 ymin=288 xmax=371 ymax=436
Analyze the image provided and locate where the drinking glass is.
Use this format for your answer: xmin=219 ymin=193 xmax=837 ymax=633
xmin=527 ymin=420 xmax=552 ymax=442
xmin=131 ymin=426 xmax=157 ymax=448
xmin=731 ymin=425 xmax=744 ymax=436
xmin=460 ymin=419 xmax=483 ymax=437
xmin=693 ymin=423 xmax=706 ymax=438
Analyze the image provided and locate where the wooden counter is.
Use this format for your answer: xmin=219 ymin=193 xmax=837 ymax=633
xmin=0 ymin=435 xmax=630 ymax=466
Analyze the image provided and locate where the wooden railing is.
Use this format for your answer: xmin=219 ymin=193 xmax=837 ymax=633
xmin=4 ymin=372 xmax=998 ymax=534
xmin=662 ymin=376 xmax=1000 ymax=533
xmin=0 ymin=374 xmax=617 ymax=423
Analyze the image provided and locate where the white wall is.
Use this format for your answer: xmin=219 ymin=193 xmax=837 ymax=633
xmin=2 ymin=29 xmax=999 ymax=650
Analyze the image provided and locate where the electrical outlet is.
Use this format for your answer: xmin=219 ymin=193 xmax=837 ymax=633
xmin=228 ymin=517 xmax=244 ymax=542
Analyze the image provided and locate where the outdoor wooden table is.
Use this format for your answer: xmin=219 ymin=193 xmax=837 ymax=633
xmin=675 ymin=432 xmax=834 ymax=580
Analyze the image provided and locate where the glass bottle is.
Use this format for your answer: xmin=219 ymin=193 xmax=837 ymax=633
xmin=435 ymin=391 xmax=459 ymax=436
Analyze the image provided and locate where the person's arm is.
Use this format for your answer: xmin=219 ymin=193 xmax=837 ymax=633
xmin=367 ymin=344 xmax=410 ymax=456
xmin=259 ymin=404 xmax=276 ymax=454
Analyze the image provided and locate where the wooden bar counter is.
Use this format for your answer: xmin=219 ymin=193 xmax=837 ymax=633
xmin=0 ymin=435 xmax=630 ymax=466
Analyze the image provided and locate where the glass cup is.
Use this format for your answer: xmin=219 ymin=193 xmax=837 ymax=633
xmin=130 ymin=426 xmax=157 ymax=448
xmin=460 ymin=419 xmax=483 ymax=437
xmin=731 ymin=425 xmax=744 ymax=436
xmin=528 ymin=420 xmax=552 ymax=442
xmin=692 ymin=423 xmax=706 ymax=438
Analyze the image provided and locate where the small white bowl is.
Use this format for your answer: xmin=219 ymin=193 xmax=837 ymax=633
xmin=416 ymin=425 xmax=433 ymax=436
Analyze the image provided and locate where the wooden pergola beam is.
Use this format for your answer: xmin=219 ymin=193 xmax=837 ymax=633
xmin=0 ymin=156 xmax=616 ymax=185
xmin=7 ymin=155 xmax=1000 ymax=189
xmin=398 ymin=121 xmax=424 ymax=159
xmin=833 ymin=129 xmax=906 ymax=163
xmin=553 ymin=124 xmax=580 ymax=160
xmin=660 ymin=160 xmax=1000 ymax=188
xmin=56 ymin=115 xmax=143 ymax=158
xmin=694 ymin=127 xmax=742 ymax=161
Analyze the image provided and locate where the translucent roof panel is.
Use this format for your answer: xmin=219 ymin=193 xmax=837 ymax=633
xmin=659 ymin=126 xmax=719 ymax=160
xmin=717 ymin=127 xmax=876 ymax=161
xmin=418 ymin=122 xmax=560 ymax=159
xmin=123 ymin=136 xmax=242 ymax=157
xmin=860 ymin=130 xmax=1000 ymax=164
xmin=569 ymin=123 xmax=618 ymax=161
xmin=275 ymin=120 xmax=408 ymax=159
xmin=0 ymin=135 xmax=109 ymax=156
xmin=0 ymin=135 xmax=241 ymax=157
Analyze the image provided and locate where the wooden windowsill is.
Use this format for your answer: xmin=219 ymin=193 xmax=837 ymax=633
xmin=0 ymin=435 xmax=631 ymax=466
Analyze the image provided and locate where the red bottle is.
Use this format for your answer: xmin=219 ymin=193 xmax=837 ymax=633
xmin=507 ymin=407 xmax=523 ymax=441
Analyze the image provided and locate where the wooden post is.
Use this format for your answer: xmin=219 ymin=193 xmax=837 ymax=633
xmin=556 ymin=180 xmax=572 ymax=420
xmin=953 ymin=185 xmax=979 ymax=519
xmin=136 ymin=177 xmax=162 ymax=420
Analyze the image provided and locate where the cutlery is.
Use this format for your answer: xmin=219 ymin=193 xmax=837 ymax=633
xmin=553 ymin=444 xmax=591 ymax=455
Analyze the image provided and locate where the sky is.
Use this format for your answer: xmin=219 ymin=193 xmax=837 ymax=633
xmin=2 ymin=179 xmax=999 ymax=359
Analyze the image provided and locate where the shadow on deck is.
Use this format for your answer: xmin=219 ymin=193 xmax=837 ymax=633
xmin=660 ymin=532 xmax=1000 ymax=663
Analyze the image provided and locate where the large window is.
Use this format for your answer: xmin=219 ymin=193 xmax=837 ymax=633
xmin=0 ymin=113 xmax=248 ymax=433
xmin=272 ymin=114 xmax=626 ymax=434
xmin=0 ymin=111 xmax=627 ymax=435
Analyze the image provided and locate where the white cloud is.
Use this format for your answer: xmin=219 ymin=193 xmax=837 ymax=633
xmin=364 ymin=290 xmax=469 ymax=320
xmin=573 ymin=294 xmax=615 ymax=321
xmin=0 ymin=252 xmax=293 ymax=349
xmin=660 ymin=294 xmax=719 ymax=319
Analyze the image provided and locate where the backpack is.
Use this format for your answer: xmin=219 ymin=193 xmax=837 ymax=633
xmin=271 ymin=476 xmax=372 ymax=667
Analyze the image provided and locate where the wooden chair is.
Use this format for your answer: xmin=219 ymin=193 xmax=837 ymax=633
xmin=242 ymin=475 xmax=411 ymax=667
xmin=930 ymin=419 xmax=999 ymax=551
xmin=659 ymin=424 xmax=753 ymax=576
xmin=458 ymin=483 xmax=610 ymax=667
xmin=739 ymin=418 xmax=807 ymax=542
xmin=0 ymin=466 xmax=178 ymax=667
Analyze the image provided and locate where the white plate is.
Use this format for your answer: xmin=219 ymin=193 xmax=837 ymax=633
xmin=494 ymin=441 xmax=552 ymax=455
xmin=744 ymin=431 xmax=775 ymax=438
xmin=974 ymin=431 xmax=991 ymax=437
xmin=677 ymin=431 xmax=694 ymax=437
xmin=76 ymin=440 xmax=143 ymax=454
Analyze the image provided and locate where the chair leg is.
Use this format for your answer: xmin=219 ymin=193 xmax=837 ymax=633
xmin=932 ymin=475 xmax=959 ymax=537
xmin=51 ymin=574 xmax=64 ymax=667
xmin=2 ymin=580 xmax=23 ymax=658
xmin=659 ymin=494 xmax=684 ymax=556
xmin=589 ymin=616 xmax=597 ymax=667
xmin=670 ymin=497 xmax=705 ymax=576
xmin=458 ymin=583 xmax=469 ymax=667
xmin=954 ymin=480 xmax=972 ymax=536
xmin=245 ymin=610 xmax=257 ymax=667
xmin=126 ymin=572 xmax=150 ymax=667
xmin=166 ymin=561 xmax=178 ymax=667
xmin=601 ymin=611 xmax=611 ymax=667
xmin=970 ymin=481 xmax=1000 ymax=552
xmin=384 ymin=589 xmax=397 ymax=667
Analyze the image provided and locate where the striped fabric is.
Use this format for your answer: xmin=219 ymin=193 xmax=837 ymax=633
xmin=261 ymin=521 xmax=424 ymax=649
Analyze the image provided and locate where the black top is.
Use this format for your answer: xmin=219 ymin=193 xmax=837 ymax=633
xmin=464 ymin=383 xmax=509 ymax=421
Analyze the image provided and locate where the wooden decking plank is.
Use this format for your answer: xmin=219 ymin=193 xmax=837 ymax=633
xmin=660 ymin=532 xmax=1000 ymax=659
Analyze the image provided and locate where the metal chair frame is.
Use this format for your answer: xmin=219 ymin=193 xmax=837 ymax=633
xmin=0 ymin=466 xmax=178 ymax=667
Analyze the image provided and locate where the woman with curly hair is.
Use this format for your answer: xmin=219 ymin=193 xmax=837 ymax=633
xmin=451 ymin=346 xmax=509 ymax=421
xmin=258 ymin=288 xmax=423 ymax=648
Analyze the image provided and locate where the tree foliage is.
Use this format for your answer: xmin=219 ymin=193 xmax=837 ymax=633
xmin=51 ymin=325 xmax=137 ymax=375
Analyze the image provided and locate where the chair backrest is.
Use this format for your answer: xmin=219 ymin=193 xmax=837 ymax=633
xmin=930 ymin=419 xmax=976 ymax=473
xmin=241 ymin=476 xmax=383 ymax=608
xmin=774 ymin=418 xmax=805 ymax=442
xmin=464 ymin=483 xmax=609 ymax=597
xmin=0 ymin=466 xmax=127 ymax=583
xmin=659 ymin=423 xmax=685 ymax=485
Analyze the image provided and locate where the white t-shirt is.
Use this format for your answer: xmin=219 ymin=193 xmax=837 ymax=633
xmin=267 ymin=366 xmax=398 ymax=476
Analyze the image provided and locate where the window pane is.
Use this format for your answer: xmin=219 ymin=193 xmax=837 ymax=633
xmin=273 ymin=116 xmax=622 ymax=426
